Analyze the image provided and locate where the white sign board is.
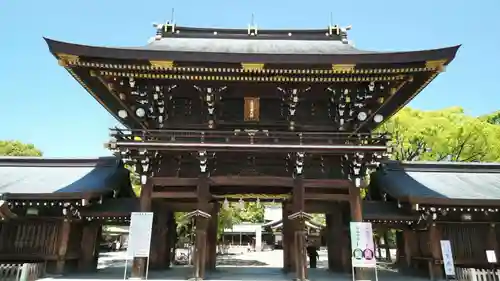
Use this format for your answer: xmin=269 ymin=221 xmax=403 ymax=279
xmin=440 ymin=240 xmax=456 ymax=277
xmin=350 ymin=222 xmax=376 ymax=268
xmin=486 ymin=250 xmax=497 ymax=263
xmin=127 ymin=212 xmax=154 ymax=258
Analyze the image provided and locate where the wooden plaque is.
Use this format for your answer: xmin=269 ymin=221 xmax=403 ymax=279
xmin=244 ymin=97 xmax=260 ymax=121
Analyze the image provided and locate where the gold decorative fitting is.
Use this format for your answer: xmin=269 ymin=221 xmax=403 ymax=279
xmin=244 ymin=97 xmax=260 ymax=121
xmin=149 ymin=60 xmax=175 ymax=69
xmin=425 ymin=59 xmax=447 ymax=72
xmin=241 ymin=63 xmax=265 ymax=71
xmin=57 ymin=53 xmax=79 ymax=66
xmin=331 ymin=64 xmax=355 ymax=72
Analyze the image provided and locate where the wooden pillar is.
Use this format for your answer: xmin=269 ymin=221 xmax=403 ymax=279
xmin=429 ymin=223 xmax=443 ymax=281
xmin=395 ymin=230 xmax=403 ymax=264
xmin=193 ymin=174 xmax=210 ymax=280
xmin=383 ymin=231 xmax=391 ymax=262
xmin=165 ymin=212 xmax=175 ymax=269
xmin=150 ymin=207 xmax=169 ymax=269
xmin=292 ymin=175 xmax=307 ymax=281
xmin=402 ymin=229 xmax=415 ymax=270
xmin=54 ymin=219 xmax=71 ymax=274
xmin=78 ymin=221 xmax=100 ymax=272
xmin=131 ymin=181 xmax=153 ymax=279
xmin=206 ymin=203 xmax=219 ymax=271
xmin=282 ymin=201 xmax=292 ymax=272
xmin=489 ymin=224 xmax=498 ymax=261
xmin=341 ymin=228 xmax=352 ymax=272
xmin=326 ymin=203 xmax=343 ymax=272
xmin=349 ymin=186 xmax=362 ymax=222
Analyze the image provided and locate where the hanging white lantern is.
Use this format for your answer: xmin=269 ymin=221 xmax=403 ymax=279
xmin=256 ymin=197 xmax=260 ymax=206
xmin=238 ymin=198 xmax=245 ymax=210
xmin=223 ymin=198 xmax=229 ymax=210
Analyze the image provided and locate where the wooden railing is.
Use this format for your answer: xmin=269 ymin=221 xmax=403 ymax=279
xmin=0 ymin=221 xmax=59 ymax=258
xmin=0 ymin=263 xmax=45 ymax=281
xmin=456 ymin=267 xmax=500 ymax=281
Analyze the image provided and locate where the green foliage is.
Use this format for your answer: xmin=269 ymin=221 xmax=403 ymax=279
xmin=124 ymin=164 xmax=141 ymax=197
xmin=310 ymin=213 xmax=326 ymax=226
xmin=378 ymin=107 xmax=500 ymax=162
xmin=0 ymin=140 xmax=42 ymax=156
xmin=235 ymin=202 xmax=265 ymax=223
xmin=480 ymin=111 xmax=500 ymax=125
xmin=216 ymin=202 xmax=264 ymax=239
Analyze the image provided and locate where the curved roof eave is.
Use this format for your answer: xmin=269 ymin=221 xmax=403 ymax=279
xmin=44 ymin=37 xmax=461 ymax=65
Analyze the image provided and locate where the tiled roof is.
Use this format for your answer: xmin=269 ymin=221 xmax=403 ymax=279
xmin=373 ymin=161 xmax=500 ymax=206
xmin=0 ymin=156 xmax=133 ymax=199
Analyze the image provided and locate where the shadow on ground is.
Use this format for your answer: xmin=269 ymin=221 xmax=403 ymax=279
xmin=216 ymin=259 xmax=268 ymax=266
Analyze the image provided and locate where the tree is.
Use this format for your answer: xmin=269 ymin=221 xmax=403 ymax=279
xmin=235 ymin=202 xmax=264 ymax=223
xmin=0 ymin=140 xmax=42 ymax=156
xmin=377 ymin=107 xmax=500 ymax=162
xmin=480 ymin=111 xmax=500 ymax=125
xmin=124 ymin=164 xmax=141 ymax=197
xmin=311 ymin=213 xmax=326 ymax=226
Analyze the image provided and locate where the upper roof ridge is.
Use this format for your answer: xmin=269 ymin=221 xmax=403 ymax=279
xmin=150 ymin=23 xmax=352 ymax=43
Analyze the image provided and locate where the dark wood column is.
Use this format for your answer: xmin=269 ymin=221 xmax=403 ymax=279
xmin=150 ymin=206 xmax=169 ymax=269
xmin=131 ymin=181 xmax=153 ymax=279
xmin=429 ymin=223 xmax=443 ymax=281
xmin=78 ymin=221 xmax=100 ymax=272
xmin=489 ymin=224 xmax=498 ymax=260
xmin=54 ymin=219 xmax=71 ymax=274
xmin=282 ymin=201 xmax=293 ymax=272
xmin=206 ymin=203 xmax=219 ymax=271
xmin=326 ymin=203 xmax=343 ymax=272
xmin=165 ymin=212 xmax=175 ymax=269
xmin=402 ymin=229 xmax=416 ymax=271
xmin=193 ymin=173 xmax=210 ymax=280
xmin=349 ymin=185 xmax=362 ymax=222
xmin=291 ymin=175 xmax=307 ymax=281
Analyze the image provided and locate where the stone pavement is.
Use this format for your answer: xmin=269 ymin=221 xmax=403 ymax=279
xmin=38 ymin=249 xmax=432 ymax=281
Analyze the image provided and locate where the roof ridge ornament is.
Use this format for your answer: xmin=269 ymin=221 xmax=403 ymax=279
xmin=248 ymin=13 xmax=258 ymax=36
xmin=328 ymin=24 xmax=352 ymax=44
xmin=152 ymin=23 xmax=164 ymax=40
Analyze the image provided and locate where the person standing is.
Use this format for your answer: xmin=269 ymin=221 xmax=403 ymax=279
xmin=306 ymin=244 xmax=319 ymax=268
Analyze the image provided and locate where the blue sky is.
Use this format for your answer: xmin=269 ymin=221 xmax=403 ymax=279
xmin=1 ymin=0 xmax=499 ymax=157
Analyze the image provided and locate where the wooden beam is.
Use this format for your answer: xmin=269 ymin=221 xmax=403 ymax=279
xmin=151 ymin=192 xmax=198 ymax=199
xmin=152 ymin=176 xmax=351 ymax=188
xmin=212 ymin=176 xmax=291 ymax=186
xmin=304 ymin=179 xmax=351 ymax=188
xmin=304 ymin=193 xmax=349 ymax=201
xmin=151 ymin=177 xmax=198 ymax=186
